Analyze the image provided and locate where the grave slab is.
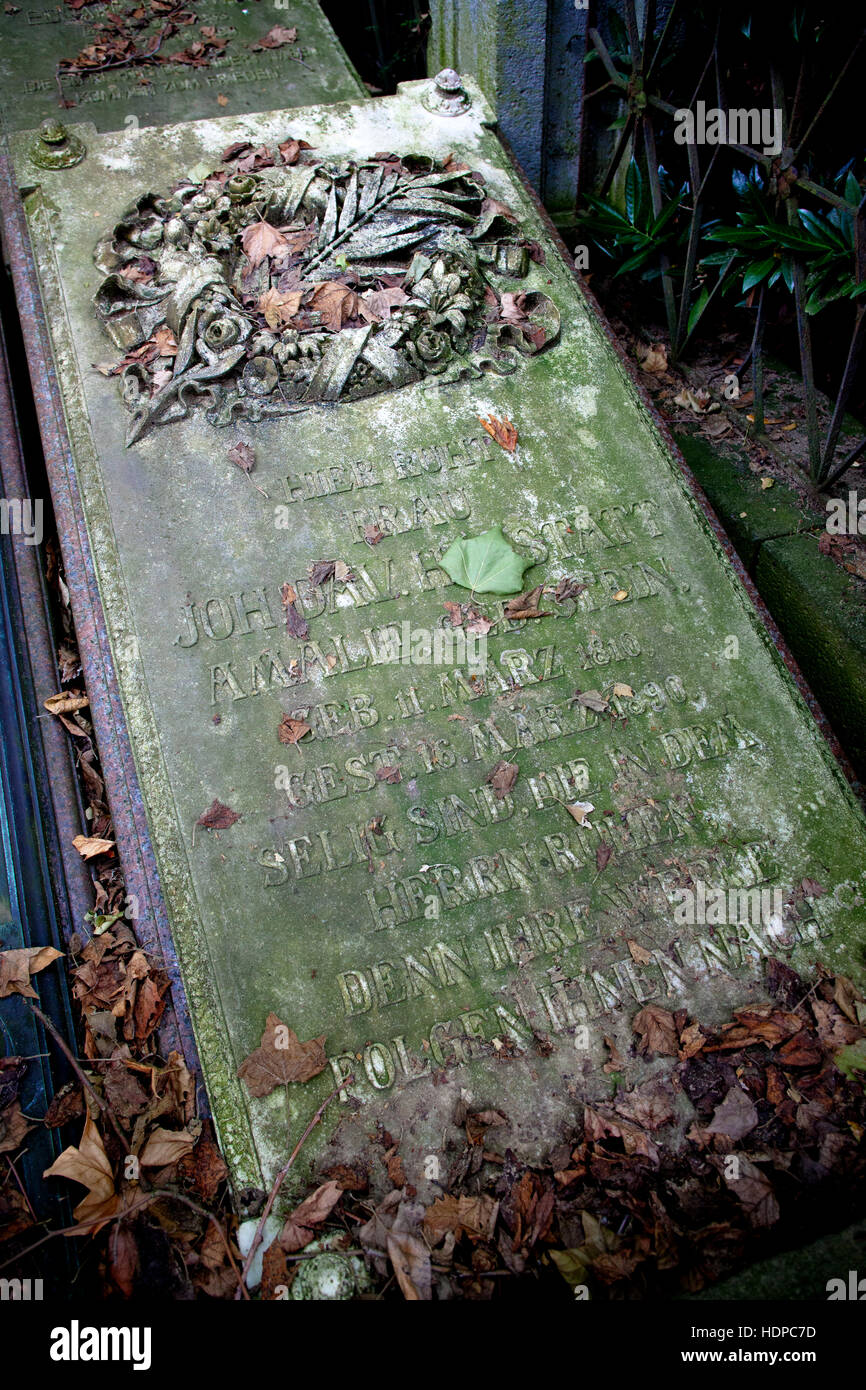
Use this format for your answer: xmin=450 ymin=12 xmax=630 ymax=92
xmin=5 ymin=77 xmax=866 ymax=1203
xmin=0 ymin=0 xmax=365 ymax=137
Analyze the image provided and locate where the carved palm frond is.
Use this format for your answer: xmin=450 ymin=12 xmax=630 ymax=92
xmin=304 ymin=165 xmax=481 ymax=276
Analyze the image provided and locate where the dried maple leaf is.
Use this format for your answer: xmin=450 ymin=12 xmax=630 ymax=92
xmin=151 ymin=324 xmax=178 ymax=356
xmin=237 ymin=1012 xmax=327 ymax=1097
xmin=278 ymin=714 xmax=312 ymax=746
xmin=478 ymin=413 xmax=518 ymax=453
xmin=43 ymin=1112 xmax=119 ymax=1234
xmin=384 ymin=1146 xmax=406 ymax=1187
xmin=486 ymin=760 xmax=518 ymax=799
xmin=259 ymin=1240 xmax=289 ymax=1301
xmin=358 ymin=286 xmax=410 ymax=322
xmin=196 ymin=798 xmax=240 ymax=831
xmin=241 ymin=219 xmax=289 ymax=271
xmin=584 ymin=1106 xmax=660 ymax=1164
xmin=423 ymin=1194 xmax=499 ymax=1243
xmin=72 ymin=834 xmax=114 ymax=860
xmin=259 ymin=287 xmax=303 ymax=329
xmin=280 ymin=1181 xmax=343 ymax=1253
xmin=465 ymin=610 xmax=494 ymax=635
xmin=307 ymin=280 xmax=358 ymax=332
xmin=280 ymin=582 xmax=309 ymax=640
xmin=364 ymin=524 xmax=385 ymax=546
xmin=251 ymin=23 xmax=297 ymax=49
xmin=626 ymin=937 xmax=652 ymax=964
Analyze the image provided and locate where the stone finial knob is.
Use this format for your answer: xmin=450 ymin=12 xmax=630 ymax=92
xmin=29 ymin=119 xmax=86 ymax=170
xmin=423 ymin=68 xmax=471 ymax=116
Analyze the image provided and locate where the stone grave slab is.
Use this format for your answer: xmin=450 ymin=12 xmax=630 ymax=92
xmin=0 ymin=0 xmax=364 ymax=137
xmin=6 ymin=77 xmax=866 ymax=1202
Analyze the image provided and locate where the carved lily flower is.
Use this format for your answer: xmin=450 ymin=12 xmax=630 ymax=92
xmin=409 ymin=256 xmax=475 ymax=335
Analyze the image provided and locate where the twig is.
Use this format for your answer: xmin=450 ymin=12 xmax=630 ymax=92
xmin=25 ymin=999 xmax=131 ymax=1156
xmin=234 ymin=1075 xmax=354 ymax=1298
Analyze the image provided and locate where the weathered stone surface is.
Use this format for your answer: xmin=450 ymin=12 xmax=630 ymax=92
xmin=0 ymin=0 xmax=364 ymax=136
xmin=9 ymin=79 xmax=866 ymax=1204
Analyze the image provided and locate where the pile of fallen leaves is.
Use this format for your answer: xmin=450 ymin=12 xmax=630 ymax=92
xmin=53 ymin=2 xmax=301 ymax=107
xmin=245 ymin=956 xmax=864 ymax=1300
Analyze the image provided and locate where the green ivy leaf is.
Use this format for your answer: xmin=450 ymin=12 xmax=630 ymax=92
xmin=834 ymin=1038 xmax=866 ymax=1080
xmin=440 ymin=526 xmax=529 ymax=596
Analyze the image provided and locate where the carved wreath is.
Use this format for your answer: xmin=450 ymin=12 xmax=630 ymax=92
xmin=92 ymin=145 xmax=561 ymax=444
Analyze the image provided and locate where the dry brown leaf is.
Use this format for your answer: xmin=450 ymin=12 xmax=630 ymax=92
xmin=0 ymin=945 xmax=63 ymax=999
xmin=279 ymin=1180 xmax=344 ymax=1252
xmin=43 ymin=1112 xmax=119 ymax=1234
xmin=43 ymin=690 xmax=89 ymax=716
xmin=387 ymin=1229 xmax=432 ymax=1300
xmin=241 ymin=219 xmax=289 ymax=270
xmin=237 ymin=1012 xmax=326 ymax=1097
xmin=705 ymin=1085 xmax=759 ymax=1141
xmin=280 ymin=582 xmax=309 ymax=640
xmin=0 ymin=1103 xmax=33 ymax=1154
xmin=227 ymin=441 xmax=255 ymax=476
xmin=575 ymin=690 xmax=609 ymax=713
xmin=72 ymin=834 xmax=115 ymax=861
xmin=503 ymin=586 xmax=550 ymax=621
xmin=423 ymin=1194 xmax=499 ymax=1243
xmin=633 ymin=1004 xmax=679 ymax=1057
xmin=376 ymin=765 xmax=402 ymax=784
xmin=626 ymin=937 xmax=652 ymax=965
xmin=612 ymin=1077 xmax=676 ymax=1131
xmin=713 ymin=1153 xmax=780 ymax=1227
xmin=259 ymin=287 xmax=303 ymax=329
xmin=196 ymin=799 xmax=240 ymax=831
xmin=278 ymin=714 xmax=312 ymax=746
xmin=565 ymin=800 xmax=594 ymax=826
xmin=486 ymin=760 xmax=518 ymax=800
xmin=251 ymin=23 xmax=297 ymax=49
xmin=139 ymin=1125 xmax=198 ymax=1168
xmin=307 ymin=280 xmax=358 ymax=332
xmin=478 ymin=413 xmax=518 ymax=453
xmin=640 ymin=343 xmax=668 ymax=373
xmin=151 ymin=325 xmax=178 ymax=356
xmin=358 ymin=286 xmax=409 ymax=322
xmin=278 ymin=136 xmax=313 ymax=165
